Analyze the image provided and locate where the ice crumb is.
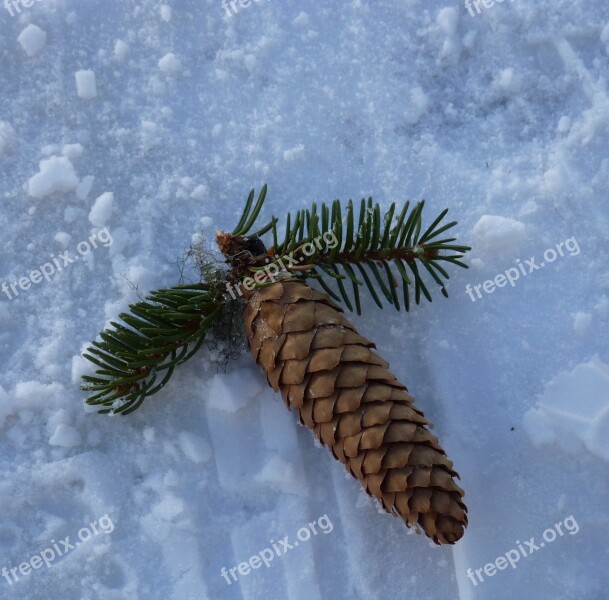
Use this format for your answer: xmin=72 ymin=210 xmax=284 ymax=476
xmin=54 ymin=231 xmax=71 ymax=247
xmin=518 ymin=199 xmax=539 ymax=218
xmin=159 ymin=53 xmax=182 ymax=73
xmin=200 ymin=216 xmax=213 ymax=228
xmin=114 ymin=40 xmax=129 ymax=60
xmin=28 ymin=156 xmax=80 ymax=199
xmin=75 ymin=70 xmax=98 ymax=99
xmin=494 ymin=67 xmax=522 ymax=97
xmin=18 ymin=24 xmax=47 ymax=57
xmin=62 ymin=143 xmax=84 ymax=160
xmin=284 ymin=144 xmax=305 ymax=161
xmin=472 ymin=215 xmax=527 ymax=258
xmin=191 ymin=184 xmax=207 ymax=199
xmin=178 ymin=432 xmax=212 ymax=464
xmin=160 ymin=4 xmax=172 ymax=22
xmin=89 ymin=192 xmax=114 ymax=227
xmin=437 ymin=7 xmax=459 ymax=36
xmin=49 ymin=424 xmax=82 ymax=448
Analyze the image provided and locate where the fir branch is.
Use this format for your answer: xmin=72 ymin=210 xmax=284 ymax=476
xmin=81 ymin=284 xmax=224 ymax=415
xmin=242 ymin=190 xmax=471 ymax=314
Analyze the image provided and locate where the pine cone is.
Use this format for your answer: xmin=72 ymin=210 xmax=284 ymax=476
xmin=243 ymin=277 xmax=467 ymax=544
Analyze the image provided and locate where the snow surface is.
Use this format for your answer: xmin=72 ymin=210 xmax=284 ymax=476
xmin=1 ymin=1 xmax=609 ymax=599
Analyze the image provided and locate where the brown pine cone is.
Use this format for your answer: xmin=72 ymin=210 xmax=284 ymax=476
xmin=243 ymin=277 xmax=467 ymax=544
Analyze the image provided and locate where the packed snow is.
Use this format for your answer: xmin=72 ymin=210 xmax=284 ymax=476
xmin=1 ymin=1 xmax=608 ymax=599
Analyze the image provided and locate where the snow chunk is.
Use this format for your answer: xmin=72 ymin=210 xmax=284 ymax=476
xmin=75 ymin=70 xmax=97 ymax=99
xmin=191 ymin=184 xmax=207 ymax=199
xmin=49 ymin=424 xmax=82 ymax=448
xmin=472 ymin=215 xmax=527 ymax=258
xmin=523 ymin=356 xmax=609 ymax=462
xmin=158 ymin=53 xmax=181 ymax=73
xmin=62 ymin=143 xmax=84 ymax=160
xmin=89 ymin=192 xmax=114 ymax=226
xmin=28 ymin=156 xmax=80 ymax=199
xmin=178 ymin=432 xmax=211 ymax=464
xmin=18 ymin=24 xmax=47 ymax=57
xmin=437 ymin=7 xmax=459 ymax=36
xmin=54 ymin=231 xmax=71 ymax=247
xmin=160 ymin=4 xmax=172 ymax=22
xmin=207 ymin=369 xmax=264 ymax=413
xmin=114 ymin=40 xmax=129 ymax=60
xmin=283 ymin=144 xmax=305 ymax=161
xmin=494 ymin=67 xmax=522 ymax=97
